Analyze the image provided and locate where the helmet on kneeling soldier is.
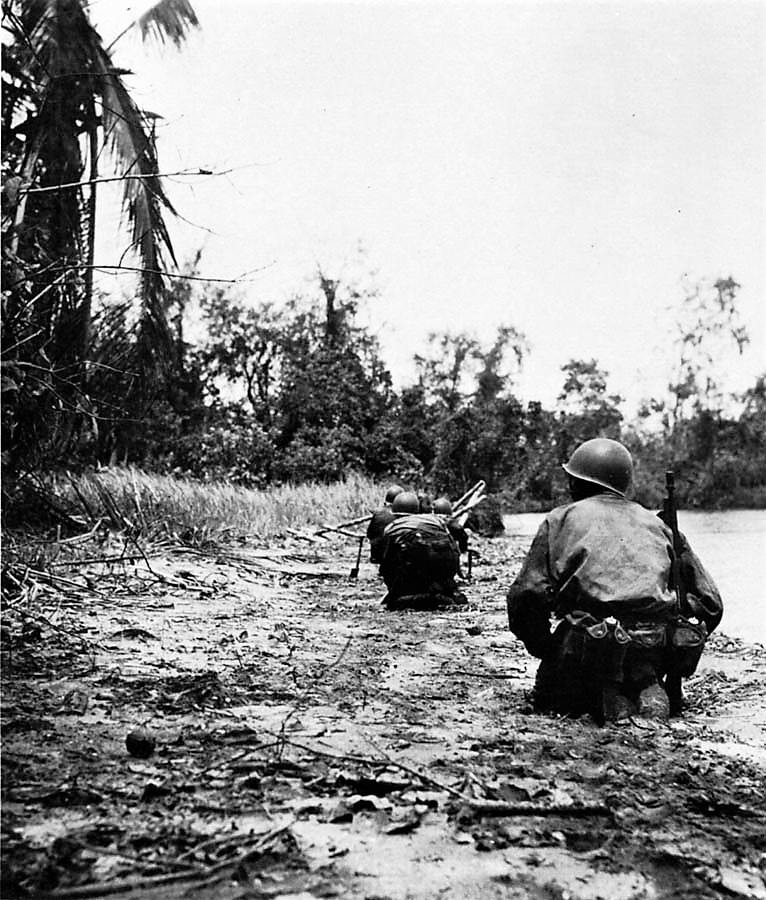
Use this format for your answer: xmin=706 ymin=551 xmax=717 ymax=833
xmin=392 ymin=491 xmax=420 ymax=514
xmin=562 ymin=438 xmax=633 ymax=497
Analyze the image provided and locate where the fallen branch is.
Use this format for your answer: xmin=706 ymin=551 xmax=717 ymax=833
xmin=463 ymin=800 xmax=612 ymax=818
xmin=14 ymin=607 xmax=103 ymax=658
xmin=315 ymin=512 xmax=371 ymax=535
xmin=218 ymin=553 xmax=347 ymax=578
xmin=50 ymin=555 xmax=145 ymax=568
xmin=25 ymin=568 xmax=108 ymax=597
xmin=49 ymin=821 xmax=294 ymax=899
xmin=444 ymin=668 xmax=525 ymax=679
xmin=315 ymin=525 xmax=365 ymax=539
xmin=275 ymin=735 xmax=468 ymax=800
xmin=286 ymin=528 xmax=327 ymax=543
xmin=44 ymin=863 xmax=199 ymax=898
xmin=20 ymin=164 xmax=265 ymax=196
xmin=174 ymin=819 xmax=293 ymax=867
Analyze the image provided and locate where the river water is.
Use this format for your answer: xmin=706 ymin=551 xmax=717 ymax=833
xmin=502 ymin=509 xmax=766 ymax=645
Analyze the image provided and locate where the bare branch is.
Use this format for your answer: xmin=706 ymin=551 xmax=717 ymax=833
xmin=18 ymin=163 xmax=267 ymax=196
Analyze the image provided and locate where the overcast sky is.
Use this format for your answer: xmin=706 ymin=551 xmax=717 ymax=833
xmin=94 ymin=1 xmax=766 ymax=414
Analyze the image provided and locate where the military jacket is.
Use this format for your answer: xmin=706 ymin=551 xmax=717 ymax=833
xmin=383 ymin=512 xmax=453 ymax=544
xmin=367 ymin=507 xmax=395 ymax=563
xmin=507 ymin=493 xmax=723 ymax=658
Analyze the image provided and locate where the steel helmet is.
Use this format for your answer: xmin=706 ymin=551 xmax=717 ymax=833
xmin=432 ymin=497 xmax=453 ymax=515
xmin=392 ymin=491 xmax=420 ymax=514
xmin=384 ymin=484 xmax=404 ymax=504
xmin=562 ymin=438 xmax=633 ymax=496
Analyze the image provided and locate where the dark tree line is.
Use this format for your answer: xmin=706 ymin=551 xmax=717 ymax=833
xmin=4 ymin=257 xmax=764 ymax=510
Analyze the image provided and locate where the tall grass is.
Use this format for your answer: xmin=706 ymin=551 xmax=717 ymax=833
xmin=49 ymin=468 xmax=385 ymax=543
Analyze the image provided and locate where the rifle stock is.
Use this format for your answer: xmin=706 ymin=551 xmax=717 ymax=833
xmin=664 ymin=471 xmax=687 ymax=609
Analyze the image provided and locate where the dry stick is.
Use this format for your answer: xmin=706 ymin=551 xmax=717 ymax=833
xmin=92 ymin=476 xmax=134 ymax=532
xmin=179 ymin=822 xmax=295 ymax=892
xmin=27 ymin=568 xmax=108 ymax=596
xmin=56 ymin=522 xmax=104 ymax=545
xmin=50 ymin=555 xmax=145 ymax=568
xmin=276 ymin=735 xmax=468 ymax=801
xmin=47 ymin=867 xmax=199 ymax=899
xmin=66 ymin=471 xmax=97 ymax=524
xmin=360 ymin=731 xmax=471 ymax=801
xmin=73 ymin=842 xmax=200 ymax=873
xmin=315 ymin=512 xmax=372 ymax=534
xmin=444 ymin=668 xmax=525 ymax=679
xmin=130 ymin=467 xmax=148 ymax=534
xmin=49 ymin=822 xmax=294 ymax=899
xmin=21 ymin=164 xmax=264 ymax=195
xmin=14 ymin=606 xmax=103 ymax=655
xmin=275 ymin=636 xmax=354 ymax=749
xmin=174 ymin=818 xmax=286 ymax=866
xmin=125 ymin=530 xmax=160 ymax=579
xmin=316 ymin=525 xmax=365 ymax=539
xmin=465 ymin=800 xmax=612 ymax=818
xmin=286 ymin=527 xmax=328 ymax=543
xmin=92 ymin=481 xmax=160 ymax=580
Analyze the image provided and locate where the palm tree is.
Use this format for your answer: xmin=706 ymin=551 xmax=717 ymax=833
xmin=1 ymin=0 xmax=199 ymax=461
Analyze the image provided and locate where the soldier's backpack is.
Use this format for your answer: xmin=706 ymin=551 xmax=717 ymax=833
xmin=407 ymin=527 xmax=459 ymax=583
xmin=384 ymin=515 xmax=460 ymax=587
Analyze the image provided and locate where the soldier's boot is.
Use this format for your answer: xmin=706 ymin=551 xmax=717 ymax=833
xmin=664 ymin=671 xmax=684 ymax=717
xmin=601 ymin=682 xmax=636 ymax=723
xmin=531 ymin=657 xmax=559 ymax=712
xmin=637 ymin=681 xmax=670 ymax=721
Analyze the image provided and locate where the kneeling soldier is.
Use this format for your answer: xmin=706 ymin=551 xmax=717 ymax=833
xmin=380 ymin=491 xmax=466 ymax=610
xmin=366 ymin=484 xmax=404 ymax=564
xmin=506 ymin=438 xmax=722 ymax=723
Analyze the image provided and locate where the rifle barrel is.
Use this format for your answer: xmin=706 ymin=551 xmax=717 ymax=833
xmin=453 ymin=480 xmax=486 ymax=510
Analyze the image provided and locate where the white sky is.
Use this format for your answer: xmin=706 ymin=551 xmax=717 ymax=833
xmin=93 ymin=0 xmax=766 ymax=414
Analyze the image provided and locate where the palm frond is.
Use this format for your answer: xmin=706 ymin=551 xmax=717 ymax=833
xmin=137 ymin=0 xmax=200 ymax=48
xmin=4 ymin=0 xmax=196 ymax=377
xmin=92 ymin=38 xmax=182 ymax=357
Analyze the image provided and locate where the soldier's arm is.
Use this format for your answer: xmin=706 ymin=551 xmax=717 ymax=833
xmin=678 ymin=532 xmax=724 ymax=633
xmin=506 ymin=522 xmax=556 ymax=658
xmin=447 ymin=521 xmax=469 ymax=553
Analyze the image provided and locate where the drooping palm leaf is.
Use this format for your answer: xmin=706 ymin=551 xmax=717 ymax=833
xmin=2 ymin=0 xmax=199 ymax=463
xmin=4 ymin=0 xmax=198 ymax=362
xmin=95 ymin=43 xmax=179 ymax=357
xmin=137 ymin=0 xmax=200 ymax=48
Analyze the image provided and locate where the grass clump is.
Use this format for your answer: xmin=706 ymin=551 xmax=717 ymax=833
xmin=47 ymin=468 xmax=385 ymax=544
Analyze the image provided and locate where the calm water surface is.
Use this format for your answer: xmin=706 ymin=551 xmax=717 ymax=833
xmin=502 ymin=509 xmax=766 ymax=645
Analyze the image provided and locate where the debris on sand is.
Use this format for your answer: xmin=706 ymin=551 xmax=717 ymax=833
xmin=2 ymin=534 xmax=765 ymax=898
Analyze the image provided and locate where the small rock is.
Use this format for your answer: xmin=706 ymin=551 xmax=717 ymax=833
xmin=466 ymin=625 xmax=483 ymax=636
xmin=329 ymin=801 xmax=353 ymax=823
xmin=126 ymin=727 xmax=156 ymax=759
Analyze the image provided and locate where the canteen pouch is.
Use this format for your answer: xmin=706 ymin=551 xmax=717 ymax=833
xmin=625 ymin=621 xmax=667 ymax=650
xmin=561 ymin=611 xmax=631 ymax=682
xmin=668 ymin=615 xmax=708 ymax=677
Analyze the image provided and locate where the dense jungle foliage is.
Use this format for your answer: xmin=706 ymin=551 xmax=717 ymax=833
xmin=3 ymin=259 xmax=765 ymax=512
xmin=2 ymin=0 xmax=764 ymax=515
